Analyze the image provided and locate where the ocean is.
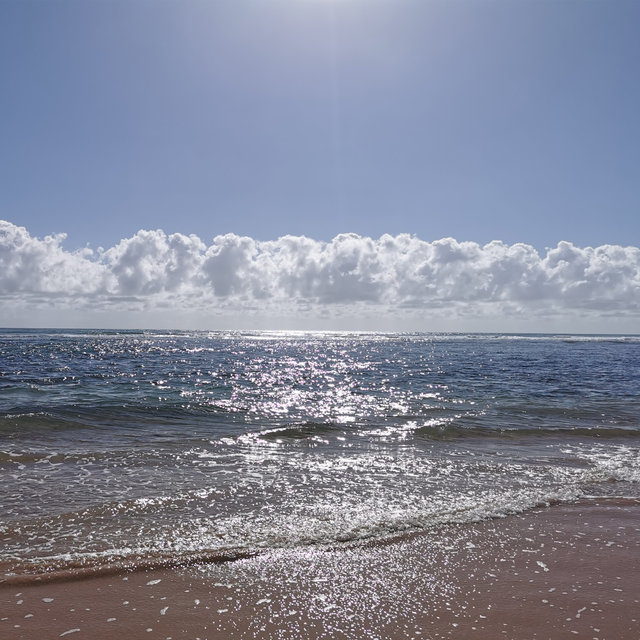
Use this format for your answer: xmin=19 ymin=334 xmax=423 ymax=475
xmin=1 ymin=329 xmax=639 ymax=584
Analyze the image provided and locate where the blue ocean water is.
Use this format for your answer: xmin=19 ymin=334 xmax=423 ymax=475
xmin=1 ymin=329 xmax=639 ymax=582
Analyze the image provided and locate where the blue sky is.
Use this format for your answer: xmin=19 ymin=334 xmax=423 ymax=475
xmin=1 ymin=0 xmax=640 ymax=331
xmin=2 ymin=0 xmax=639 ymax=251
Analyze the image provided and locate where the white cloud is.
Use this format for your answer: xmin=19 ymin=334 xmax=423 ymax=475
xmin=0 ymin=220 xmax=107 ymax=295
xmin=1 ymin=220 xmax=640 ymax=330
xmin=102 ymin=229 xmax=206 ymax=295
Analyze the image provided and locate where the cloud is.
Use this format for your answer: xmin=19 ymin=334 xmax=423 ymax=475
xmin=0 ymin=220 xmax=107 ymax=295
xmin=2 ymin=220 xmax=640 ymax=328
xmin=102 ymin=229 xmax=206 ymax=296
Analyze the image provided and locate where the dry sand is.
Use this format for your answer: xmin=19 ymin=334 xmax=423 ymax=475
xmin=2 ymin=498 xmax=639 ymax=639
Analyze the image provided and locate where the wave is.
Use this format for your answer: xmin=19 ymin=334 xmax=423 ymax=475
xmin=0 ymin=548 xmax=257 ymax=586
xmin=0 ymin=450 xmax=110 ymax=465
xmin=4 ymin=442 xmax=638 ymax=586
xmin=240 ymin=422 xmax=341 ymax=442
xmin=0 ymin=403 xmax=242 ymax=433
xmin=414 ymin=422 xmax=640 ymax=440
xmin=0 ymin=488 xmax=579 ymax=585
xmin=0 ymin=412 xmax=96 ymax=433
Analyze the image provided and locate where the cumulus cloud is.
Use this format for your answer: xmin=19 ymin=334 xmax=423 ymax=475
xmin=1 ymin=219 xmax=640 ymax=328
xmin=0 ymin=220 xmax=107 ymax=295
xmin=102 ymin=229 xmax=206 ymax=296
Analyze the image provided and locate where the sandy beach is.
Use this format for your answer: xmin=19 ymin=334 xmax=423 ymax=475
xmin=2 ymin=498 xmax=639 ymax=640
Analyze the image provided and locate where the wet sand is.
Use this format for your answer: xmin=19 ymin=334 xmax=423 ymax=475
xmin=2 ymin=499 xmax=639 ymax=640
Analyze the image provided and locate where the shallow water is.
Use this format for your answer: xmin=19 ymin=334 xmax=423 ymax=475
xmin=1 ymin=330 xmax=639 ymax=581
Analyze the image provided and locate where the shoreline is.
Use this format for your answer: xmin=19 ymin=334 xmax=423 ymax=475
xmin=2 ymin=498 xmax=639 ymax=639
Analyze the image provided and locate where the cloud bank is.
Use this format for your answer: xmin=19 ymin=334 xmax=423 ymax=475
xmin=1 ymin=220 xmax=639 ymax=331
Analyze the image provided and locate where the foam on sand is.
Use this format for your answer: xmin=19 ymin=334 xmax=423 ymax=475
xmin=1 ymin=498 xmax=638 ymax=639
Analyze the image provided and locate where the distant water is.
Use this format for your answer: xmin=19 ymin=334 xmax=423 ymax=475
xmin=1 ymin=329 xmax=639 ymax=582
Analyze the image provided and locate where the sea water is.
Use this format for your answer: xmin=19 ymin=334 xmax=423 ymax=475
xmin=1 ymin=329 xmax=639 ymax=582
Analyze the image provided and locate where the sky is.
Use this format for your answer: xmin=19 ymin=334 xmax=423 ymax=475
xmin=1 ymin=0 xmax=639 ymax=332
